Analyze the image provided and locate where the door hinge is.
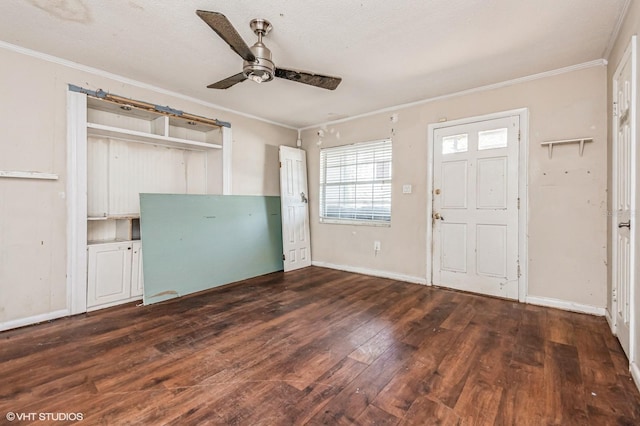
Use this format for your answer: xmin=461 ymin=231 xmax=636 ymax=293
xmin=518 ymin=130 xmax=521 ymax=142
xmin=613 ymin=101 xmax=618 ymax=117
xmin=279 ymin=161 xmax=282 ymax=168
xmin=282 ymin=254 xmax=286 ymax=261
xmin=517 ymin=197 xmax=520 ymax=209
xmin=517 ymin=264 xmax=521 ymax=278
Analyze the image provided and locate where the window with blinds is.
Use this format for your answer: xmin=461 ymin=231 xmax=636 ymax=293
xmin=319 ymin=139 xmax=392 ymax=224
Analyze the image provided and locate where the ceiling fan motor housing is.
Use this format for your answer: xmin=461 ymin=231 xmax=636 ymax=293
xmin=242 ymin=18 xmax=275 ymax=83
xmin=243 ymin=41 xmax=275 ymax=83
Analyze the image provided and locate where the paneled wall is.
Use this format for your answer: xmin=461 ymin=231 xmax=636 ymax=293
xmin=87 ymin=137 xmax=207 ymax=218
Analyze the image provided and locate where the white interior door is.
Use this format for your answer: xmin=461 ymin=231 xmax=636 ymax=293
xmin=432 ymin=116 xmax=520 ymax=299
xmin=279 ymin=146 xmax=311 ymax=271
xmin=612 ymin=36 xmax=636 ymax=359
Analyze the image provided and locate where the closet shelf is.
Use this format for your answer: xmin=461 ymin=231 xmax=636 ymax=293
xmin=87 ymin=123 xmax=222 ymax=150
xmin=0 ymin=170 xmax=58 ymax=180
xmin=87 ymin=214 xmax=140 ymax=221
xmin=540 ymin=138 xmax=592 ymax=159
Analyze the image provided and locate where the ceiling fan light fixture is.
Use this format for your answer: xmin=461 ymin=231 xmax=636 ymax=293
xmin=246 ymin=70 xmax=272 ymax=84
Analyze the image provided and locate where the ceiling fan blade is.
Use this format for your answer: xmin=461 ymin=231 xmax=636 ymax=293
xmin=196 ymin=10 xmax=255 ymax=62
xmin=207 ymin=73 xmax=247 ymax=89
xmin=275 ymin=67 xmax=342 ymax=90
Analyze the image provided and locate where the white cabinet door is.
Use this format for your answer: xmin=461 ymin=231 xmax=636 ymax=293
xmin=130 ymin=241 xmax=144 ymax=298
xmin=87 ymin=242 xmax=132 ymax=309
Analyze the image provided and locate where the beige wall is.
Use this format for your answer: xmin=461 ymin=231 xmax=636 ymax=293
xmin=0 ymin=46 xmax=296 ymax=326
xmin=303 ymin=65 xmax=608 ymax=309
xmin=606 ymin=0 xmax=640 ymax=364
xmin=0 ymin=34 xmax=615 ymax=327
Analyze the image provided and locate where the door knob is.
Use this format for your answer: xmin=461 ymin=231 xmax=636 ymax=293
xmin=619 ymin=220 xmax=631 ymax=229
xmin=300 ymin=192 xmax=308 ymax=203
xmin=433 ymin=212 xmax=444 ymax=220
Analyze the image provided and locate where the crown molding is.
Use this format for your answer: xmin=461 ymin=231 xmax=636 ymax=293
xmin=603 ymin=0 xmax=632 ymax=59
xmin=299 ymin=59 xmax=608 ymax=130
xmin=0 ymin=40 xmax=608 ymax=132
xmin=0 ymin=40 xmax=296 ymax=130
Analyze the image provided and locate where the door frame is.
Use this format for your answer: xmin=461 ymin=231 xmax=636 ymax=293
xmin=610 ymin=35 xmax=637 ymax=362
xmin=426 ymin=108 xmax=529 ymax=302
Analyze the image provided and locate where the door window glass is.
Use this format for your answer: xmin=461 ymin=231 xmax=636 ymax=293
xmin=478 ymin=128 xmax=508 ymax=150
xmin=442 ymin=134 xmax=468 ymax=154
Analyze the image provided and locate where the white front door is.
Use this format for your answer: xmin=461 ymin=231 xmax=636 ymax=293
xmin=612 ymin=36 xmax=636 ymax=358
xmin=432 ymin=116 xmax=520 ymax=299
xmin=279 ymin=146 xmax=312 ymax=271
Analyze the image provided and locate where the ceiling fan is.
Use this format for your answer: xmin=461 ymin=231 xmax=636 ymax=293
xmin=196 ymin=10 xmax=342 ymax=91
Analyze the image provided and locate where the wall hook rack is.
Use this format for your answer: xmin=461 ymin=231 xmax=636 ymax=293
xmin=540 ymin=138 xmax=593 ymax=159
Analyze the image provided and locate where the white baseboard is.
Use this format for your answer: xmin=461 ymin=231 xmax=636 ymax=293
xmin=631 ymin=362 xmax=640 ymax=394
xmin=605 ymin=308 xmax=617 ymax=334
xmin=525 ymin=295 xmax=606 ymax=316
xmin=312 ymin=262 xmax=607 ymax=317
xmin=311 ymin=261 xmax=427 ymax=285
xmin=0 ymin=309 xmax=70 ymax=332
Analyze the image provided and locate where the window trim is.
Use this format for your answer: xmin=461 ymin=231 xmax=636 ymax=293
xmin=319 ymin=138 xmax=392 ymax=226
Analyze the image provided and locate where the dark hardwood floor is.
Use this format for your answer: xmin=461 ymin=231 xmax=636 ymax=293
xmin=1 ymin=267 xmax=639 ymax=425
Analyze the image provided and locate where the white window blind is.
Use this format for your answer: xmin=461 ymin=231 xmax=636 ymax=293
xmin=320 ymin=139 xmax=392 ymax=224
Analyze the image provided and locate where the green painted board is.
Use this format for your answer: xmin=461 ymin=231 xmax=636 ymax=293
xmin=139 ymin=194 xmax=283 ymax=304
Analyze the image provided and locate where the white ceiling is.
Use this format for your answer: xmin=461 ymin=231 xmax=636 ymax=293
xmin=0 ymin=0 xmax=627 ymax=128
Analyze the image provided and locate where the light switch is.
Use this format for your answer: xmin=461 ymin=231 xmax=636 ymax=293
xmin=402 ymin=184 xmax=412 ymax=194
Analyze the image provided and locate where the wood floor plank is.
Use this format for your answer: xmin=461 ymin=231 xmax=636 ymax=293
xmin=439 ymin=300 xmax=475 ymax=332
xmin=512 ymin=308 xmax=545 ymax=367
xmin=306 ymin=341 xmax=416 ymax=425
xmin=348 ymin=327 xmax=397 ymax=365
xmin=544 ymin=341 xmax=589 ymax=424
xmin=400 ymin=395 xmax=461 ymax=425
xmin=292 ymin=357 xmax=370 ymax=424
xmin=494 ymin=361 xmax=547 ymax=426
xmin=400 ymin=293 xmax=458 ymax=348
xmin=454 ymin=380 xmax=503 ymax=426
xmin=616 ymin=374 xmax=640 ymax=420
xmin=373 ymin=328 xmax=458 ymax=418
xmin=1 ymin=267 xmax=639 ymax=425
xmin=574 ymin=326 xmax=619 ymax=388
xmin=421 ymin=324 xmax=487 ymax=408
xmin=354 ymin=404 xmax=400 ymax=425
xmin=472 ymin=329 xmax=515 ymax=388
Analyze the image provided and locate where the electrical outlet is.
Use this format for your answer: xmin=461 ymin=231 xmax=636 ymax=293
xmin=374 ymin=241 xmax=381 ymax=252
